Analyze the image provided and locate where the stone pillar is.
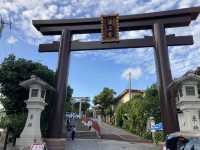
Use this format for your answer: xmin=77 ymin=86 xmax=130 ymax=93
xmin=153 ymin=23 xmax=179 ymax=134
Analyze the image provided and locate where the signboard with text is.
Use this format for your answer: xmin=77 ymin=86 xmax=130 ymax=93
xmin=101 ymin=15 xmax=119 ymax=43
xmin=150 ymin=122 xmax=163 ymax=132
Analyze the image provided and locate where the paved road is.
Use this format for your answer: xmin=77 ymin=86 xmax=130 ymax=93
xmin=1 ymin=122 xmax=159 ymax=150
xmin=100 ymin=122 xmax=151 ymax=143
xmin=65 ymin=122 xmax=159 ymax=150
xmin=65 ymin=139 xmax=159 ymax=150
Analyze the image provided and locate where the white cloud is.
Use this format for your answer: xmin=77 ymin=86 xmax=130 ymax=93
xmin=7 ymin=35 xmax=18 ymax=44
xmin=72 ymin=34 xmax=89 ymax=41
xmin=121 ymin=67 xmax=142 ymax=80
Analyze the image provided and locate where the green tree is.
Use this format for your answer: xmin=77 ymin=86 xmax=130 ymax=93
xmin=64 ymin=86 xmax=73 ymax=112
xmin=93 ymin=87 xmax=116 ymax=121
xmin=143 ymin=85 xmax=160 ymax=122
xmin=0 ymin=54 xmax=55 ymax=113
xmin=115 ymin=103 xmax=128 ymax=127
xmin=0 ymin=54 xmax=73 ymax=140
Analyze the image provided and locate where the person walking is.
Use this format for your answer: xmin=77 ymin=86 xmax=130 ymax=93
xmin=88 ymin=119 xmax=92 ymax=130
xmin=66 ymin=119 xmax=71 ymax=140
xmin=71 ymin=125 xmax=76 ymax=140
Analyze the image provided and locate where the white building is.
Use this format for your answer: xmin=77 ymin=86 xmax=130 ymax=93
xmin=169 ymin=72 xmax=200 ymax=132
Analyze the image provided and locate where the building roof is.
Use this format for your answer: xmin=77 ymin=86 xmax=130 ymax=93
xmin=115 ymin=89 xmax=144 ymax=100
xmin=168 ymin=72 xmax=200 ymax=89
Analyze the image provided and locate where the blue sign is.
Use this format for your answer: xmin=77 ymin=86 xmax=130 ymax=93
xmin=150 ymin=122 xmax=163 ymax=132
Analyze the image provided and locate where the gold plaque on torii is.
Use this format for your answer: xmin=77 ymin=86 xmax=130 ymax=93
xmin=101 ymin=15 xmax=119 ymax=43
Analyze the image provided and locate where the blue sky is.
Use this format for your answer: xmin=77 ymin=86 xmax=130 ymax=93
xmin=0 ymin=0 xmax=200 ymax=103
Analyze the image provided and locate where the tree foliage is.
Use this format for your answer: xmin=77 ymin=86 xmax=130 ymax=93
xmin=143 ymin=84 xmax=160 ymax=122
xmin=0 ymin=54 xmax=73 ymax=138
xmin=0 ymin=113 xmax=26 ymax=138
xmin=64 ymin=86 xmax=74 ymax=112
xmin=0 ymin=54 xmax=55 ymax=113
xmin=93 ymin=87 xmax=116 ymax=116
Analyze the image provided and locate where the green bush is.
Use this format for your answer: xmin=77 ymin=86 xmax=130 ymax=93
xmin=142 ymin=132 xmax=152 ymax=140
xmin=115 ymin=104 xmax=125 ymax=127
xmin=114 ymin=85 xmax=161 ymax=140
xmin=154 ymin=131 xmax=164 ymax=144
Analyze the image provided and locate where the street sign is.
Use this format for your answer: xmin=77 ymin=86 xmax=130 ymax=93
xmin=150 ymin=122 xmax=163 ymax=132
xmin=101 ymin=15 xmax=119 ymax=43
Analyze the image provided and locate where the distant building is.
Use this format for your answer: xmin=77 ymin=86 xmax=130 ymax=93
xmin=169 ymin=72 xmax=200 ymax=132
xmin=115 ymin=89 xmax=144 ymax=104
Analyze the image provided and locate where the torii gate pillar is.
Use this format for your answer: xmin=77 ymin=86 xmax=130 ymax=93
xmin=153 ymin=23 xmax=179 ymax=133
xmin=48 ymin=30 xmax=72 ymax=138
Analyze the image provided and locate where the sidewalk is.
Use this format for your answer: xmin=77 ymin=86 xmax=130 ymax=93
xmin=65 ymin=139 xmax=159 ymax=150
xmin=100 ymin=122 xmax=152 ymax=143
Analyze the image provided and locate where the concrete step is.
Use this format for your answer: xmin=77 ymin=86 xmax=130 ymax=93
xmin=65 ymin=119 xmax=99 ymax=139
xmin=65 ymin=130 xmax=99 ymax=139
xmin=75 ymin=131 xmax=98 ymax=139
xmin=45 ymin=139 xmax=66 ymax=150
xmin=75 ymin=119 xmax=90 ymax=131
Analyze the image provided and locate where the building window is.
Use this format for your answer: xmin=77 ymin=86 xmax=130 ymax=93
xmin=185 ymin=86 xmax=195 ymax=96
xmin=31 ymin=89 xmax=39 ymax=97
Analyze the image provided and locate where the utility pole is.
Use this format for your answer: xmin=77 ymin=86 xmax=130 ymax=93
xmin=79 ymin=100 xmax=82 ymax=118
xmin=129 ymin=72 xmax=132 ymax=101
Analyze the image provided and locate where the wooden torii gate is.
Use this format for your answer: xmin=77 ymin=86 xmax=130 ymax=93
xmin=33 ymin=7 xmax=200 ymax=138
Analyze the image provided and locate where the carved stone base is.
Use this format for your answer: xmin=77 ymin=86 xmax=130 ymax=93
xmin=16 ymin=137 xmax=43 ymax=150
xmin=44 ymin=138 xmax=65 ymax=150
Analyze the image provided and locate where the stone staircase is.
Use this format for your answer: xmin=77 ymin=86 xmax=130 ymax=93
xmin=75 ymin=130 xmax=98 ymax=139
xmin=75 ymin=119 xmax=90 ymax=131
xmin=67 ymin=119 xmax=99 ymax=139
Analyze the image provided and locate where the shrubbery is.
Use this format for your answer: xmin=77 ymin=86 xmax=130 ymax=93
xmin=154 ymin=131 xmax=164 ymax=144
xmin=115 ymin=85 xmax=164 ymax=142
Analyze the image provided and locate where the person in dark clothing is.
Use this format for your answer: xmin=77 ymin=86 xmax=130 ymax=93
xmin=71 ymin=126 xmax=76 ymax=140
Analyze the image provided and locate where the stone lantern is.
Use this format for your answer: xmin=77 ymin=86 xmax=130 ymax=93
xmin=16 ymin=75 xmax=54 ymax=149
xmin=169 ymin=72 xmax=200 ymax=133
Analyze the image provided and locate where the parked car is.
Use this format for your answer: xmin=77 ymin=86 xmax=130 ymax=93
xmin=163 ymin=132 xmax=200 ymax=150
